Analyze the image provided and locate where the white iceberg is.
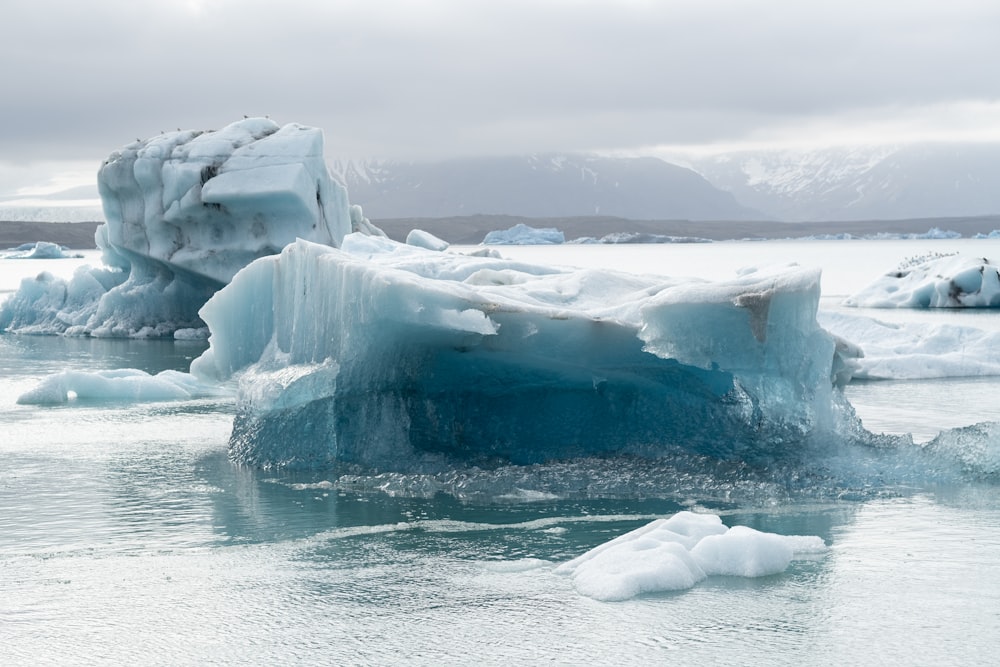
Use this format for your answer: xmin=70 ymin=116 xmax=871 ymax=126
xmin=555 ymin=511 xmax=826 ymax=601
xmin=189 ymin=234 xmax=859 ymax=469
xmin=845 ymin=253 xmax=1000 ymax=308
xmin=0 ymin=118 xmax=382 ymax=338
xmin=820 ymin=311 xmax=1000 ymax=380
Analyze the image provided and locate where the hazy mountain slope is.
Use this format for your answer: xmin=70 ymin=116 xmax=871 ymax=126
xmin=690 ymin=143 xmax=1000 ymax=222
xmin=330 ymin=154 xmax=761 ymax=220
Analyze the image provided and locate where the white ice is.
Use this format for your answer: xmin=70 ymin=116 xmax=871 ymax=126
xmin=820 ymin=311 xmax=1000 ymax=380
xmin=555 ymin=511 xmax=826 ymax=601
xmin=405 ymin=229 xmax=450 ymax=251
xmin=845 ymin=253 xmax=1000 ymax=308
xmin=17 ymin=368 xmax=231 ymax=405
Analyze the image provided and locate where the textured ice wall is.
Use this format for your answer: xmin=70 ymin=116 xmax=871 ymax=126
xmin=98 ymin=117 xmax=355 ymax=285
xmin=1 ymin=118 xmax=382 ymax=337
xmin=192 ymin=235 xmax=859 ymax=469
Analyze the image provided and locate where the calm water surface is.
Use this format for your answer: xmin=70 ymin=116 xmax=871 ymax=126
xmin=2 ymin=241 xmax=999 ymax=665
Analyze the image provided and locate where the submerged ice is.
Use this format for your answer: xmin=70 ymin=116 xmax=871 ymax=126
xmin=190 ymin=234 xmax=860 ymax=469
xmin=0 ymin=118 xmax=381 ymax=338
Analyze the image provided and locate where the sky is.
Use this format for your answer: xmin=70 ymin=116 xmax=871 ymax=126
xmin=2 ymin=0 xmax=1000 ymax=197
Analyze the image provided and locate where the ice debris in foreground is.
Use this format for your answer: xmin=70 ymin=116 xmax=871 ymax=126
xmin=0 ymin=118 xmax=382 ymax=338
xmin=190 ymin=234 xmax=861 ymax=469
xmin=555 ymin=511 xmax=826 ymax=601
xmin=845 ymin=253 xmax=1000 ymax=308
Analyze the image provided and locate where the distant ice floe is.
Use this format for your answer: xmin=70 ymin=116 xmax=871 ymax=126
xmin=555 ymin=511 xmax=826 ymax=601
xmin=483 ymin=223 xmax=565 ymax=245
xmin=571 ymin=232 xmax=712 ymax=244
xmin=0 ymin=241 xmax=82 ymax=260
xmin=845 ymin=253 xmax=1000 ymax=308
xmin=798 ymin=227 xmax=963 ymax=241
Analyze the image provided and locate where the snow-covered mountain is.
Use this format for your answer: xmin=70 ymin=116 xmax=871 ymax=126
xmin=329 ymin=154 xmax=761 ymax=221
xmin=688 ymin=143 xmax=1000 ymax=222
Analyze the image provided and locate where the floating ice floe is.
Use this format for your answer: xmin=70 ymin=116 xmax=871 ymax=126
xmin=555 ymin=511 xmax=826 ymax=601
xmin=0 ymin=118 xmax=383 ymax=338
xmin=570 ymin=232 xmax=712 ymax=244
xmin=820 ymin=311 xmax=1000 ymax=379
xmin=17 ymin=368 xmax=231 ymax=405
xmin=845 ymin=253 xmax=1000 ymax=308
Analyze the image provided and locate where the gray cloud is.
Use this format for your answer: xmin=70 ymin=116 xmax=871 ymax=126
xmin=2 ymin=0 xmax=999 ymax=175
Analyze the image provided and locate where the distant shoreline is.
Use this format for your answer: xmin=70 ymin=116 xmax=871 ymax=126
xmin=4 ymin=214 xmax=1000 ymax=249
xmin=0 ymin=221 xmax=102 ymax=248
xmin=373 ymin=214 xmax=1000 ymax=244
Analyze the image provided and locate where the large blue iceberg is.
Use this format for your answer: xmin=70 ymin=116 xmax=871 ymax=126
xmin=190 ymin=234 xmax=860 ymax=469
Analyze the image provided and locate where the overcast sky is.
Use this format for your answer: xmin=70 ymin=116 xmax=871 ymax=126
xmin=2 ymin=0 xmax=999 ymax=195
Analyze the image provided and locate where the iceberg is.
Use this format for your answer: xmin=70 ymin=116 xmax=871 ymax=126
xmin=555 ymin=511 xmax=826 ymax=601
xmin=483 ymin=223 xmax=565 ymax=245
xmin=190 ymin=234 xmax=860 ymax=469
xmin=0 ymin=118 xmax=382 ymax=338
xmin=820 ymin=311 xmax=1000 ymax=380
xmin=845 ymin=253 xmax=1000 ymax=308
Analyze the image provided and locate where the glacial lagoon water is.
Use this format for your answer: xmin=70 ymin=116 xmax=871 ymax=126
xmin=2 ymin=240 xmax=999 ymax=665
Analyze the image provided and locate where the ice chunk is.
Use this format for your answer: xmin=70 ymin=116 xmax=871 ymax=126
xmin=1 ymin=119 xmax=383 ymax=338
xmin=555 ymin=511 xmax=826 ymax=601
xmin=483 ymin=223 xmax=565 ymax=245
xmin=820 ymin=311 xmax=1000 ymax=380
xmin=191 ymin=235 xmax=857 ymax=469
xmin=17 ymin=368 xmax=230 ymax=405
xmin=99 ymin=118 xmax=355 ymax=285
xmin=924 ymin=422 xmax=1000 ymax=477
xmin=405 ymin=229 xmax=450 ymax=251
xmin=845 ymin=253 xmax=1000 ymax=308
